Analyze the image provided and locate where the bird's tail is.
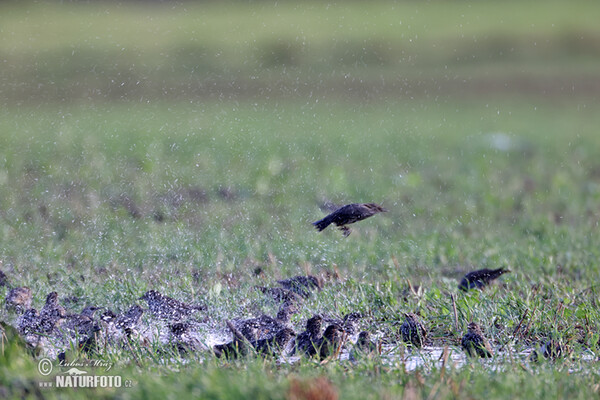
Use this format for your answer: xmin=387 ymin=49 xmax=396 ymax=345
xmin=312 ymin=216 xmax=332 ymax=231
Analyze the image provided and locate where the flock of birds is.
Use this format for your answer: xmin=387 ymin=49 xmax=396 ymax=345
xmin=0 ymin=202 xmax=522 ymax=364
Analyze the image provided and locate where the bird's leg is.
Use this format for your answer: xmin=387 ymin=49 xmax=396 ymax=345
xmin=340 ymin=226 xmax=352 ymax=237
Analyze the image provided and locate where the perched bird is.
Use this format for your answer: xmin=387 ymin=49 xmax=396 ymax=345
xmin=5 ymin=287 xmax=33 ymax=314
xmin=254 ymin=286 xmax=304 ymax=305
xmin=39 ymin=292 xmax=67 ymax=334
xmin=461 ymin=322 xmax=494 ymax=358
xmin=318 ymin=324 xmax=344 ymax=360
xmin=350 ymin=331 xmax=378 ymax=361
xmin=458 ymin=268 xmax=511 ymax=291
xmin=139 ymin=290 xmax=205 ymax=321
xmin=293 ymin=314 xmax=323 ymax=356
xmin=400 ymin=313 xmax=428 ymax=348
xmin=312 ymin=203 xmax=388 ymax=237
xmin=115 ymin=305 xmax=144 ymax=337
xmin=276 ymin=275 xmax=323 ymax=299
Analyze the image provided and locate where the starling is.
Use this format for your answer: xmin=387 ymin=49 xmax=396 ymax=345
xmin=254 ymin=286 xmax=304 ymax=305
xmin=115 ymin=305 xmax=144 ymax=337
xmin=18 ymin=308 xmax=41 ymax=335
xmin=400 ymin=313 xmax=428 ymax=348
xmin=139 ymin=290 xmax=205 ymax=321
xmin=213 ymin=320 xmax=252 ymax=359
xmin=276 ymin=275 xmax=323 ymax=299
xmin=317 ymin=324 xmax=344 ymax=361
xmin=62 ymin=306 xmax=103 ymax=340
xmin=168 ymin=322 xmax=202 ymax=354
xmin=293 ymin=314 xmax=323 ymax=356
xmin=312 ymin=203 xmax=388 ymax=237
xmin=100 ymin=309 xmax=117 ymax=324
xmin=5 ymin=287 xmax=33 ymax=314
xmin=0 ymin=270 xmax=8 ymax=287
xmin=39 ymin=292 xmax=67 ymax=334
xmin=252 ymin=327 xmax=296 ymax=357
xmin=458 ymin=268 xmax=511 ymax=291
xmin=233 ymin=301 xmax=298 ymax=341
xmin=324 ymin=312 xmax=362 ymax=336
xmin=461 ymin=322 xmax=494 ymax=358
xmin=350 ymin=331 xmax=378 ymax=361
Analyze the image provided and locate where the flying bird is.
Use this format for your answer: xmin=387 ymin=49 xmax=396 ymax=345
xmin=312 ymin=203 xmax=387 ymax=237
xmin=459 ymin=268 xmax=511 ymax=291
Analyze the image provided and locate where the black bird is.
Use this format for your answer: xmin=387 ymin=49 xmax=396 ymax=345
xmin=252 ymin=328 xmax=296 ymax=357
xmin=293 ymin=314 xmax=323 ymax=356
xmin=168 ymin=322 xmax=202 ymax=354
xmin=254 ymin=286 xmax=304 ymax=305
xmin=312 ymin=203 xmax=388 ymax=237
xmin=62 ymin=306 xmax=103 ymax=340
xmin=233 ymin=301 xmax=298 ymax=341
xmin=0 ymin=270 xmax=8 ymax=287
xmin=317 ymin=324 xmax=344 ymax=360
xmin=213 ymin=320 xmax=252 ymax=359
xmin=140 ymin=290 xmax=205 ymax=321
xmin=39 ymin=292 xmax=67 ymax=334
xmin=5 ymin=287 xmax=33 ymax=314
xmin=115 ymin=305 xmax=144 ymax=337
xmin=18 ymin=308 xmax=41 ymax=335
xmin=276 ymin=275 xmax=323 ymax=299
xmin=461 ymin=322 xmax=494 ymax=358
xmin=400 ymin=313 xmax=428 ymax=348
xmin=324 ymin=312 xmax=362 ymax=336
xmin=350 ymin=331 xmax=378 ymax=361
xmin=459 ymin=268 xmax=511 ymax=291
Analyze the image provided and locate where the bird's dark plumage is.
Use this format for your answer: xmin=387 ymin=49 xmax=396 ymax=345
xmin=115 ymin=305 xmax=144 ymax=336
xmin=350 ymin=331 xmax=378 ymax=361
xmin=252 ymin=328 xmax=296 ymax=357
xmin=293 ymin=314 xmax=323 ymax=356
xmin=318 ymin=324 xmax=344 ymax=360
xmin=39 ymin=292 xmax=67 ymax=334
xmin=254 ymin=286 xmax=304 ymax=305
xmin=5 ymin=287 xmax=33 ymax=314
xmin=459 ymin=268 xmax=511 ymax=291
xmin=324 ymin=312 xmax=362 ymax=336
xmin=276 ymin=275 xmax=323 ymax=298
xmin=232 ymin=301 xmax=297 ymax=341
xmin=400 ymin=313 xmax=428 ymax=348
xmin=461 ymin=322 xmax=493 ymax=358
xmin=140 ymin=290 xmax=205 ymax=321
xmin=312 ymin=203 xmax=387 ymax=236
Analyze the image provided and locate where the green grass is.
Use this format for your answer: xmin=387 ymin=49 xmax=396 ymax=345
xmin=2 ymin=0 xmax=600 ymax=399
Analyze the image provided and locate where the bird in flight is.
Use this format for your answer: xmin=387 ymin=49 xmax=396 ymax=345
xmin=312 ymin=203 xmax=387 ymax=237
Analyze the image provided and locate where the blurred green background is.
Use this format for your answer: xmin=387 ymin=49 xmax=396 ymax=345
xmin=1 ymin=0 xmax=599 ymax=104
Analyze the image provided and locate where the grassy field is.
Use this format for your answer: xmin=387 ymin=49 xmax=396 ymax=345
xmin=2 ymin=1 xmax=600 ymax=399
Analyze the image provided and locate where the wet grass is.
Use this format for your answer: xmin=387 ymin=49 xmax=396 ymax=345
xmin=1 ymin=98 xmax=600 ymax=398
xmin=2 ymin=0 xmax=600 ymax=398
